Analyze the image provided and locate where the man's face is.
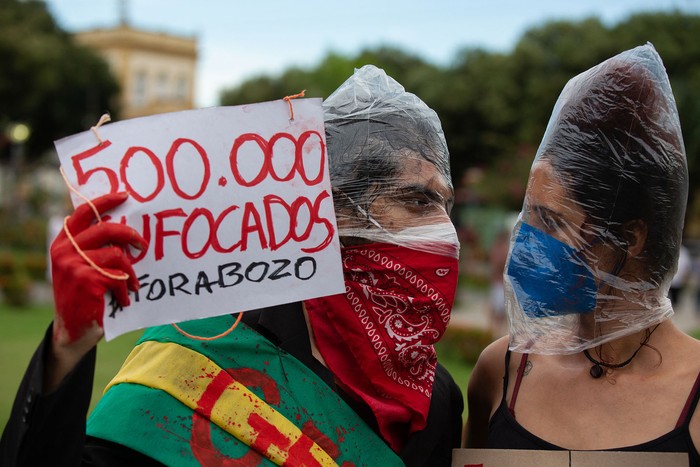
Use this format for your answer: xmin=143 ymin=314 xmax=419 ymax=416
xmin=367 ymin=154 xmax=453 ymax=231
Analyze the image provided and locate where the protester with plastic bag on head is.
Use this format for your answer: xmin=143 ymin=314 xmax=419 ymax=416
xmin=308 ymin=65 xmax=463 ymax=460
xmin=1 ymin=65 xmax=463 ymax=467
xmin=464 ymin=44 xmax=700 ymax=463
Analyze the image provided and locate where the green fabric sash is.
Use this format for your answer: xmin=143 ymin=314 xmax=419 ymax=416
xmin=87 ymin=314 xmax=403 ymax=466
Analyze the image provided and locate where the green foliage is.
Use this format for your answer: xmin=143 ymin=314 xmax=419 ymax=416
xmin=436 ymin=350 xmax=472 ymax=407
xmin=0 ymin=0 xmax=119 ymax=161
xmin=24 ymin=251 xmax=47 ymax=281
xmin=218 ymin=12 xmax=700 ymax=229
xmin=432 ymin=49 xmax=520 ymax=185
xmin=0 ymin=251 xmax=32 ymax=307
xmin=437 ymin=323 xmax=494 ymax=365
xmin=0 ymin=186 xmax=49 ymax=304
xmin=0 ymin=247 xmax=47 ymax=307
xmin=0 ymin=213 xmax=47 ymax=251
xmin=219 ymin=46 xmax=438 ymax=105
xmin=1 ymin=271 xmax=31 ymax=307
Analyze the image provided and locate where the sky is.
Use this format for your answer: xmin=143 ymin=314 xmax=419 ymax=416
xmin=44 ymin=0 xmax=700 ymax=108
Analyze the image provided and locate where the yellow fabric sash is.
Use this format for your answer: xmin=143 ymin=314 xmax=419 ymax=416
xmin=105 ymin=340 xmax=338 ymax=466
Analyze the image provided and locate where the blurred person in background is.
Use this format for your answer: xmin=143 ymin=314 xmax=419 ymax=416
xmin=1 ymin=65 xmax=463 ymax=466
xmin=464 ymin=44 xmax=700 ymax=463
xmin=488 ymin=228 xmax=510 ymax=338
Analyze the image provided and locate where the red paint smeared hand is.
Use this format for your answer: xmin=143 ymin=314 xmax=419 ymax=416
xmin=50 ymin=192 xmax=147 ymax=344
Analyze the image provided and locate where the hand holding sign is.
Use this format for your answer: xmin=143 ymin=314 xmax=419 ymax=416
xmin=50 ymin=192 xmax=146 ymax=345
xmin=54 ymin=99 xmax=344 ymax=340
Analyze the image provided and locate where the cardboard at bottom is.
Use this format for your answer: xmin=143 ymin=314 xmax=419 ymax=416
xmin=452 ymin=448 xmax=688 ymax=467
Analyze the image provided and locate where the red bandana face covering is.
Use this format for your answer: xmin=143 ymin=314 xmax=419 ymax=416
xmin=304 ymin=241 xmax=459 ymax=452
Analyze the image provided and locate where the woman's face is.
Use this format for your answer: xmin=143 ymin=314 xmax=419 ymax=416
xmin=522 ymin=158 xmax=629 ymax=296
xmin=523 ymin=159 xmax=588 ymax=249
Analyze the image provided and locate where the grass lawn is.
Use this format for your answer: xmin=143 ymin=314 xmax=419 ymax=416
xmin=1 ymin=302 xmax=475 ymax=430
xmin=0 ymin=303 xmax=143 ymax=428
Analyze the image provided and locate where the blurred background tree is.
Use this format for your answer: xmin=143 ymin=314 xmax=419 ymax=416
xmin=0 ymin=0 xmax=119 ymax=305
xmin=220 ymin=11 xmax=700 ymax=247
xmin=0 ymin=0 xmax=119 ymax=164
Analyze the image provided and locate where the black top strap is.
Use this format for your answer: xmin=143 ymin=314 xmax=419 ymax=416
xmin=501 ymin=349 xmax=512 ymax=401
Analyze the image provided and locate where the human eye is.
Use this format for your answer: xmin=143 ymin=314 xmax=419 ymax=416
xmin=395 ymin=191 xmax=445 ymax=216
xmin=402 ymin=194 xmax=432 ymax=208
xmin=531 ymin=206 xmax=563 ymax=234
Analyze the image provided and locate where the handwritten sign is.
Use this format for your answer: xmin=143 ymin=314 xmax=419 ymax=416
xmin=54 ymin=99 xmax=344 ymax=340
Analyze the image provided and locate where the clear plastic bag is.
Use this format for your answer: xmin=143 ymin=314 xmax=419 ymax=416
xmin=323 ymin=65 xmax=458 ymax=258
xmin=505 ymin=43 xmax=688 ymax=354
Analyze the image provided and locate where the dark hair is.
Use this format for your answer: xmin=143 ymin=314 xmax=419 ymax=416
xmin=322 ymin=65 xmax=451 ymax=215
xmin=539 ymin=45 xmax=687 ymax=284
xmin=325 ymin=111 xmax=449 ymax=212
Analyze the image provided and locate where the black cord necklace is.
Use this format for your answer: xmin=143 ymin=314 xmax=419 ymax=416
xmin=583 ymin=324 xmax=660 ymax=378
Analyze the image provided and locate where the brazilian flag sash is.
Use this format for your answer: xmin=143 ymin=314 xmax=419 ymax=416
xmin=87 ymin=315 xmax=403 ymax=466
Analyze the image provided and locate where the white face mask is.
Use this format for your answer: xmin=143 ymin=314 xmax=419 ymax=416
xmin=339 ymin=222 xmax=460 ymax=259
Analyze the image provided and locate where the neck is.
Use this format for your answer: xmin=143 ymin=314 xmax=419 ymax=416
xmin=597 ymin=328 xmax=654 ymax=362
xmin=588 ymin=321 xmax=667 ymax=366
xmin=583 ymin=291 xmax=671 ymax=357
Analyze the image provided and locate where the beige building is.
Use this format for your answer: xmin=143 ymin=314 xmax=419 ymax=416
xmin=74 ymin=24 xmax=198 ymax=119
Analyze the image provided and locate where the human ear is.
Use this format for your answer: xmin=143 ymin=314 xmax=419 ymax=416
xmin=622 ymin=219 xmax=648 ymax=257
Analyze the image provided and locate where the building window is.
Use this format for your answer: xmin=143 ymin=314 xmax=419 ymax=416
xmin=132 ymin=70 xmax=147 ymax=107
xmin=175 ymin=74 xmax=188 ymax=101
xmin=156 ymin=72 xmax=168 ymax=101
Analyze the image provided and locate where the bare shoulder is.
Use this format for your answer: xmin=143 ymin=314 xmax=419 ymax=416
xmin=468 ymin=336 xmax=510 ymax=401
xmin=667 ymin=323 xmax=700 ymax=360
xmin=675 ymin=329 xmax=700 ymax=450
xmin=464 ymin=335 xmax=510 ymax=447
xmin=683 ymin=330 xmax=700 ymax=349
xmin=675 ymin=330 xmax=700 ymax=379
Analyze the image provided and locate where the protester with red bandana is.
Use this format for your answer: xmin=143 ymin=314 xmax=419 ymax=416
xmin=1 ymin=65 xmax=463 ymax=466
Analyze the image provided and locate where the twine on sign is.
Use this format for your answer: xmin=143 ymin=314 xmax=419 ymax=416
xmin=58 ymin=112 xmax=127 ymax=281
xmin=283 ymin=90 xmax=306 ymax=121
xmin=59 ymin=166 xmax=129 ymax=281
xmin=171 ymin=312 xmax=244 ymax=341
xmin=90 ymin=113 xmax=111 ymax=144
xmin=61 ymin=216 xmax=129 ymax=281
xmin=60 ymin=166 xmax=102 ymax=221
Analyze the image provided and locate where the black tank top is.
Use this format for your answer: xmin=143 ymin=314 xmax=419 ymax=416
xmin=488 ymin=350 xmax=700 ymax=466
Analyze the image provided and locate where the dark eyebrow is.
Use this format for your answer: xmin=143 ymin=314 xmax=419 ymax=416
xmin=395 ymin=184 xmax=454 ymax=210
xmin=532 ymin=204 xmax=554 ymax=215
xmin=532 ymin=205 xmax=563 ymax=223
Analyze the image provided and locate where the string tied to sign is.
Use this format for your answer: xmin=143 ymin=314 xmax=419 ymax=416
xmin=60 ymin=112 xmax=127 ymax=282
xmin=283 ymin=90 xmax=306 ymax=121
xmin=91 ymin=113 xmax=111 ymax=144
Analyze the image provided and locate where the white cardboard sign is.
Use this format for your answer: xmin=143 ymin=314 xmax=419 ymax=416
xmin=54 ymin=99 xmax=344 ymax=340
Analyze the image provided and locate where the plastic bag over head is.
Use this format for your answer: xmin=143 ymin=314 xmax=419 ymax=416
xmin=323 ymin=65 xmax=458 ymax=258
xmin=505 ymin=43 xmax=688 ymax=354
